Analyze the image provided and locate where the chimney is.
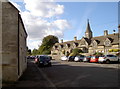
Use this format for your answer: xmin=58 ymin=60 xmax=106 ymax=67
xmin=104 ymin=30 xmax=108 ymax=36
xmin=61 ymin=39 xmax=63 ymax=43
xmin=74 ymin=36 xmax=77 ymax=41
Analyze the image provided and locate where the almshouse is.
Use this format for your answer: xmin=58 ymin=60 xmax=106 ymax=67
xmin=51 ymin=20 xmax=119 ymax=59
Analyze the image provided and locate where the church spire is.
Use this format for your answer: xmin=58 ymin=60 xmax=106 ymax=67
xmin=85 ymin=19 xmax=93 ymax=39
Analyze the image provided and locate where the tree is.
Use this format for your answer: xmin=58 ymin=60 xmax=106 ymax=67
xmin=32 ymin=49 xmax=39 ymax=56
xmin=27 ymin=49 xmax=32 ymax=55
xmin=93 ymin=52 xmax=103 ymax=56
xmin=72 ymin=48 xmax=83 ymax=53
xmin=69 ymin=48 xmax=83 ymax=56
xmin=38 ymin=35 xmax=59 ymax=55
xmin=109 ymin=49 xmax=120 ymax=52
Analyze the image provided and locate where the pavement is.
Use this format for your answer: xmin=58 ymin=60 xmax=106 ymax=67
xmin=2 ymin=59 xmax=57 ymax=89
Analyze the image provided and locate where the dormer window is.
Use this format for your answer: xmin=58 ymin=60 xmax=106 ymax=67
xmin=73 ymin=42 xmax=78 ymax=48
xmin=104 ymin=38 xmax=111 ymax=46
xmin=59 ymin=45 xmax=64 ymax=49
xmin=80 ymin=40 xmax=86 ymax=45
xmin=66 ymin=44 xmax=70 ymax=48
xmin=92 ymin=40 xmax=98 ymax=48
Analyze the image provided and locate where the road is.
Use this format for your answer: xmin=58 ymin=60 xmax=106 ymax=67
xmin=14 ymin=59 xmax=119 ymax=88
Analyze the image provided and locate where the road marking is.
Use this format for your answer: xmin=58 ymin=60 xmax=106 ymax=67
xmin=34 ymin=63 xmax=57 ymax=88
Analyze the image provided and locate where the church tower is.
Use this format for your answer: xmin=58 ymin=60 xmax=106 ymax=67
xmin=85 ymin=19 xmax=93 ymax=39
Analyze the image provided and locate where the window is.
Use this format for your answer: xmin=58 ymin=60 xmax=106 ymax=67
xmin=92 ymin=40 xmax=97 ymax=48
xmin=107 ymin=55 xmax=116 ymax=57
xmin=104 ymin=38 xmax=111 ymax=46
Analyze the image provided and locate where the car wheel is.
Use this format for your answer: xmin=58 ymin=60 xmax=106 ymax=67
xmin=106 ymin=59 xmax=110 ymax=64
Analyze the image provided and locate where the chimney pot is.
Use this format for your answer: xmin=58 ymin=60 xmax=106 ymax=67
xmin=104 ymin=30 xmax=108 ymax=36
xmin=61 ymin=39 xmax=63 ymax=43
xmin=74 ymin=36 xmax=77 ymax=41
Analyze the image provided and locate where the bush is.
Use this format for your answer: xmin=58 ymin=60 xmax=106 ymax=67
xmin=69 ymin=52 xmax=81 ymax=56
xmin=42 ymin=50 xmax=51 ymax=55
xmin=52 ymin=53 xmax=57 ymax=55
xmin=109 ymin=49 xmax=120 ymax=52
xmin=93 ymin=52 xmax=103 ymax=56
xmin=109 ymin=49 xmax=113 ymax=52
xmin=68 ymin=48 xmax=83 ymax=56
xmin=72 ymin=48 xmax=83 ymax=53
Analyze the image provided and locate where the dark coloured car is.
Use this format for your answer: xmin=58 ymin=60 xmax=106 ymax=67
xmin=68 ymin=56 xmax=76 ymax=61
xmin=35 ymin=55 xmax=52 ymax=67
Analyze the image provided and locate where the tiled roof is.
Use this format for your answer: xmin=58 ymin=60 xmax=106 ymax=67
xmin=90 ymin=33 xmax=119 ymax=46
xmin=54 ymin=33 xmax=119 ymax=46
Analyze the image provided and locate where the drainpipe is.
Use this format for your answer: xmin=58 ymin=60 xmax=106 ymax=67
xmin=18 ymin=13 xmax=20 ymax=75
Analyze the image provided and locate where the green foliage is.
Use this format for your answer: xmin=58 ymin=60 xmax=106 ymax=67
xmin=109 ymin=49 xmax=113 ymax=52
xmin=69 ymin=48 xmax=82 ymax=56
xmin=27 ymin=49 xmax=32 ymax=56
xmin=72 ymin=48 xmax=83 ymax=54
xmin=52 ymin=53 xmax=57 ymax=55
xmin=93 ymin=52 xmax=103 ymax=56
xmin=38 ymin=35 xmax=59 ymax=55
xmin=109 ymin=49 xmax=120 ymax=52
xmin=32 ymin=49 xmax=39 ymax=56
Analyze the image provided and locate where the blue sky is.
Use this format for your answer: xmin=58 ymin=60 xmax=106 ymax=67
xmin=58 ymin=2 xmax=118 ymax=40
xmin=10 ymin=0 xmax=119 ymax=50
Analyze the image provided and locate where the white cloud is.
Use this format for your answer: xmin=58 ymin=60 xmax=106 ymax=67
xmin=24 ymin=0 xmax=64 ymax=18
xmin=15 ymin=0 xmax=71 ymax=50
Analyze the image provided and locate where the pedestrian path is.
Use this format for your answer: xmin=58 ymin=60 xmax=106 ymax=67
xmin=2 ymin=60 xmax=56 ymax=88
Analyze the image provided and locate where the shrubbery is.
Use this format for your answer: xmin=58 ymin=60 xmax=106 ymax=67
xmin=109 ymin=49 xmax=120 ymax=52
xmin=69 ymin=48 xmax=83 ymax=56
xmin=93 ymin=52 xmax=103 ymax=56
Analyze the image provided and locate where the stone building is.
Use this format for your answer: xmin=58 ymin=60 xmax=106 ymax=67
xmin=0 ymin=1 xmax=27 ymax=83
xmin=51 ymin=20 xmax=119 ymax=59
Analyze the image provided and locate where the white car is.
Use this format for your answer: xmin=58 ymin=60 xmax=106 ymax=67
xmin=74 ymin=55 xmax=86 ymax=62
xmin=61 ymin=56 xmax=68 ymax=61
xmin=98 ymin=54 xmax=119 ymax=63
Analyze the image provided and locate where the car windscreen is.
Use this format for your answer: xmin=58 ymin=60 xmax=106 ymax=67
xmin=107 ymin=55 xmax=117 ymax=57
xmin=39 ymin=56 xmax=47 ymax=61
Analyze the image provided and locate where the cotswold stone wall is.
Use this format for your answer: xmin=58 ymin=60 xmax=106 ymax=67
xmin=2 ymin=2 xmax=19 ymax=82
xmin=0 ymin=1 xmax=2 ymax=87
xmin=1 ymin=2 xmax=27 ymax=82
xmin=19 ymin=17 xmax=27 ymax=77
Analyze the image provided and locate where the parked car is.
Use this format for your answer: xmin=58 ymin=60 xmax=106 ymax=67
xmin=98 ymin=54 xmax=119 ymax=63
xmin=35 ymin=55 xmax=52 ymax=67
xmin=74 ymin=55 xmax=86 ymax=62
xmin=90 ymin=56 xmax=99 ymax=63
xmin=61 ymin=56 xmax=68 ymax=61
xmin=83 ymin=56 xmax=91 ymax=62
xmin=68 ymin=56 xmax=76 ymax=61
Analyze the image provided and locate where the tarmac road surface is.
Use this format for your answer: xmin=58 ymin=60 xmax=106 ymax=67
xmin=4 ymin=59 xmax=119 ymax=88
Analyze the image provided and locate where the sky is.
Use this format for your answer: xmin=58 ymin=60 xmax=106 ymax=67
xmin=8 ymin=0 xmax=119 ymax=50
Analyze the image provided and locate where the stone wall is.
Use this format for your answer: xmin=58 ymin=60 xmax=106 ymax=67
xmin=2 ymin=2 xmax=19 ymax=82
xmin=0 ymin=1 xmax=2 ymax=87
xmin=1 ymin=2 xmax=27 ymax=82
xmin=19 ymin=16 xmax=27 ymax=77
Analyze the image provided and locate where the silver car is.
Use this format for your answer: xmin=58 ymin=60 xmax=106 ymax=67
xmin=98 ymin=54 xmax=119 ymax=63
